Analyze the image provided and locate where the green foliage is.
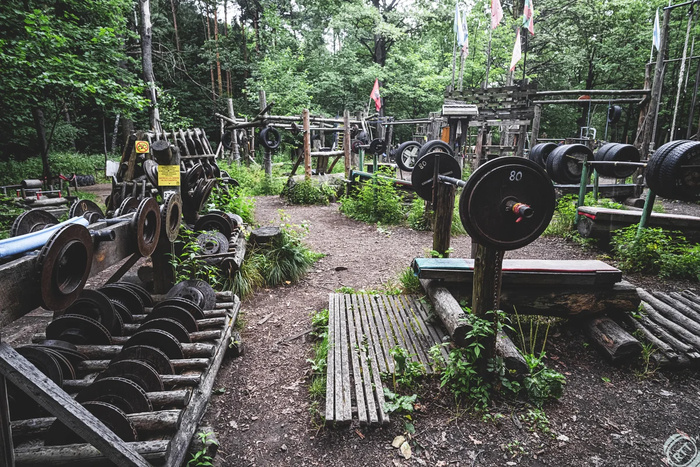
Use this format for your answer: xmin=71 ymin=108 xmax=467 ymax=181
xmin=207 ymin=185 xmax=255 ymax=225
xmin=218 ymin=163 xmax=286 ymax=197
xmin=0 ymin=153 xmax=109 ymax=186
xmin=340 ymin=177 xmax=405 ymax=225
xmin=522 ymin=354 xmax=566 ymax=408
xmin=282 ymin=179 xmax=337 ymax=206
xmin=545 ymin=193 xmax=625 ymax=238
xmin=0 ymin=196 xmax=25 ymax=239
xmin=398 ymin=267 xmax=421 ymax=294
xmin=611 ymin=225 xmax=686 ymax=275
xmin=383 ymin=388 xmax=417 ymax=414
xmin=389 ymin=345 xmax=425 ymax=389
xmin=169 ymin=228 xmax=222 ymax=288
xmin=520 ymin=408 xmax=551 ymax=434
xmin=187 ymin=431 xmax=218 ymax=467
xmin=406 ymin=197 xmax=466 ymax=236
xmin=308 ymin=308 xmax=329 ymax=400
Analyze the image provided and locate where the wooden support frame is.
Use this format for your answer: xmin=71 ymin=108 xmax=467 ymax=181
xmin=303 ymin=109 xmax=312 ymax=180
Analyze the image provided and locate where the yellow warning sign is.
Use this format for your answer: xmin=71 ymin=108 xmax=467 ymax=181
xmin=158 ymin=165 xmax=180 ymax=186
xmin=135 ymin=141 xmax=150 ymax=153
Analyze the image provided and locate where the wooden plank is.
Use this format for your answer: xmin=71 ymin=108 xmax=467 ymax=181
xmin=13 ymin=441 xmax=167 ymax=467
xmin=357 ymin=295 xmax=387 ymax=373
xmin=324 ymin=294 xmax=336 ymax=422
xmin=409 ymin=297 xmax=450 ymax=363
xmin=357 ymin=295 xmax=389 ymax=424
xmin=0 ymin=344 xmax=150 ymax=467
xmin=332 ymin=293 xmax=343 ymax=422
xmin=578 ymin=206 xmax=700 ymax=228
xmin=350 ymin=295 xmax=378 ymax=425
xmin=162 ymin=298 xmax=240 ymax=467
xmin=383 ymin=295 xmax=422 ymax=365
xmin=386 ymin=296 xmax=432 ymax=372
xmin=337 ymin=294 xmax=351 ymax=422
xmin=0 ymin=373 xmax=14 ymax=467
xmin=397 ymin=295 xmax=441 ymax=369
xmin=393 ymin=295 xmax=435 ymax=373
xmin=365 ymin=295 xmax=395 ymax=374
xmin=343 ymin=294 xmax=367 ymax=425
xmin=378 ymin=295 xmax=410 ymax=361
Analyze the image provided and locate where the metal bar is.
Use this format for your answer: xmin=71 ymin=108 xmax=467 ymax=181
xmin=638 ymin=190 xmax=657 ymax=236
xmin=664 ymin=0 xmax=698 ymax=11
xmin=533 ymin=98 xmax=643 ymax=105
xmin=575 ymin=155 xmax=590 ymax=225
xmin=534 ymin=89 xmax=650 ymax=96
xmin=350 ymin=170 xmax=412 ymax=187
xmin=593 ymin=170 xmax=599 ymax=202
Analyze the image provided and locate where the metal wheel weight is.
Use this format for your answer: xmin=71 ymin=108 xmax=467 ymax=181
xmin=123 ymin=329 xmax=185 ymax=360
xmin=45 ymin=401 xmax=138 ymax=445
xmin=111 ymin=345 xmax=174 ymax=376
xmin=411 ymin=151 xmax=462 ymax=202
xmin=75 ymin=376 xmax=152 ymax=414
xmin=98 ymin=359 xmax=164 ymax=392
xmin=154 ymin=297 xmax=205 ymax=321
xmin=138 ymin=317 xmax=192 ymax=343
xmin=11 ymin=209 xmax=59 ymax=237
xmin=64 ymin=289 xmax=121 ymax=336
xmin=142 ymin=306 xmax=198 ymax=333
xmin=166 ymin=279 xmax=216 ymax=311
xmin=46 ymin=314 xmax=112 ymax=346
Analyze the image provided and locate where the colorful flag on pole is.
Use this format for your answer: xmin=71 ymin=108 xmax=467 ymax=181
xmin=491 ymin=0 xmax=503 ymax=29
xmin=523 ymin=0 xmax=535 ymax=36
xmin=652 ymin=8 xmax=661 ymax=51
xmin=370 ymin=79 xmax=381 ymax=111
xmin=461 ymin=10 xmax=469 ymax=57
xmin=510 ymin=28 xmax=522 ymax=71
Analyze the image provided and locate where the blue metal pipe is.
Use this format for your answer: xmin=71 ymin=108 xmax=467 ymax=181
xmin=0 ymin=217 xmax=90 ymax=258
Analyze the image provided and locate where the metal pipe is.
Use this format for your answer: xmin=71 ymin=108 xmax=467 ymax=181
xmin=664 ymin=0 xmax=698 ymax=11
xmin=0 ymin=217 xmax=89 ymax=258
xmin=350 ymin=170 xmax=412 ymax=187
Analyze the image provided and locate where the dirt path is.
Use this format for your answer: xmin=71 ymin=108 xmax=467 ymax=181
xmin=204 ymin=196 xmax=700 ymax=467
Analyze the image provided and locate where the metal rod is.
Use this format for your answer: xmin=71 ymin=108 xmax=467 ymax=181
xmin=593 ymin=170 xmax=600 ymax=202
xmin=664 ymin=0 xmax=698 ymax=11
xmin=534 ymin=89 xmax=650 ymax=96
xmin=638 ymin=190 xmax=657 ymax=236
xmin=533 ymin=98 xmax=643 ymax=105
xmin=575 ymin=155 xmax=591 ymax=225
xmin=438 ymin=175 xmax=467 ymax=188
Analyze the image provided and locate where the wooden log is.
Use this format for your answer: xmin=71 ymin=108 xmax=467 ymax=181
xmin=74 ymin=343 xmax=215 ymax=359
xmin=432 ymin=182 xmax=455 ymax=258
xmin=420 ymin=279 xmax=470 ymax=347
xmin=13 ymin=441 xmax=168 ymax=467
xmin=150 ymin=291 xmax=233 ymax=304
xmin=148 ymin=390 xmax=191 ymax=409
xmin=583 ymin=316 xmax=642 ymax=362
xmin=495 ymin=332 xmax=528 ymax=381
xmin=639 ymin=300 xmax=700 ymax=351
xmin=63 ymin=374 xmax=201 ymax=391
xmin=652 ymin=291 xmax=700 ymax=328
xmin=0 ymin=364 xmax=13 ymax=467
xmin=620 ymin=313 xmax=678 ymax=359
xmin=222 ymin=237 xmax=246 ymax=274
xmin=248 ymin=226 xmax=282 ymax=247
xmin=638 ymin=304 xmax=697 ymax=355
xmin=638 ymin=289 xmax=700 ymax=342
xmin=344 ymin=111 xmax=351 ymax=178
xmin=76 ymin=358 xmax=210 ymax=373
xmin=11 ymin=410 xmax=181 ymax=439
xmin=670 ymin=292 xmax=700 ymax=319
xmin=0 ymin=343 xmax=150 ymax=467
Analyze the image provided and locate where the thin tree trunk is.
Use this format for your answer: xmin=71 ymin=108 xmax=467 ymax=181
xmin=213 ymin=0 xmax=222 ymax=96
xmin=170 ymin=0 xmax=181 ymax=52
xmin=204 ymin=0 xmax=216 ymax=104
xmin=224 ymin=0 xmax=230 ymax=96
xmin=139 ymin=0 xmax=160 ymax=130
xmin=253 ymin=12 xmax=260 ymax=54
xmin=32 ymin=107 xmax=51 ymax=180
xmin=63 ymin=104 xmax=76 ymax=150
xmin=111 ymin=114 xmax=121 ymax=154
xmin=242 ymin=21 xmax=248 ymax=79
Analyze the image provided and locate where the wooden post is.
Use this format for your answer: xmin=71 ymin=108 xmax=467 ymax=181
xmin=303 ymin=109 xmax=311 ymax=180
xmin=227 ymin=98 xmax=240 ymax=165
xmin=474 ymin=126 xmax=487 ymax=170
xmin=432 ymin=182 xmax=455 ymax=258
xmin=471 ymin=243 xmax=503 ymax=375
xmin=516 ymin=124 xmax=527 ymax=157
xmin=152 ymin=141 xmax=179 ymax=295
xmin=343 ymin=111 xmax=351 ymax=178
xmin=0 ymin=333 xmax=13 ymax=467
xmin=640 ymin=8 xmax=670 ymax=158
xmin=531 ymin=104 xmax=541 ymax=146
xmin=636 ymin=63 xmax=652 ymax=146
xmin=259 ymin=91 xmax=271 ymax=175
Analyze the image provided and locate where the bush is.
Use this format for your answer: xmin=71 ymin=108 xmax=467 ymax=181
xmin=611 ymin=225 xmax=683 ymax=274
xmin=544 ymin=193 xmax=625 ymax=238
xmin=207 ymin=186 xmax=255 ymax=225
xmin=407 ymin=198 xmax=431 ymax=231
xmin=659 ymin=244 xmax=700 ymax=281
xmin=218 ymin=162 xmax=285 ymax=196
xmin=340 ymin=176 xmax=405 ymax=225
xmin=282 ymin=179 xmax=337 ymax=205
xmin=0 ymin=152 xmax=110 ymax=186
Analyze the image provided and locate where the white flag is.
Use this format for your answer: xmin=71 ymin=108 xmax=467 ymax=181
xmin=652 ymin=8 xmax=661 ymax=51
xmin=510 ymin=28 xmax=522 ymax=72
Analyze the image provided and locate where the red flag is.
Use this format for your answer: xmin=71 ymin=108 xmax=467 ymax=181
xmin=491 ymin=0 xmax=503 ymax=29
xmin=370 ymin=79 xmax=381 ymax=111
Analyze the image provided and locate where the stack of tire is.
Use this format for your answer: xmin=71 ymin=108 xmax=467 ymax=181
xmin=395 ymin=140 xmax=453 ymax=172
xmin=646 ymin=140 xmax=700 ymax=201
xmin=75 ymin=174 xmax=96 ymax=186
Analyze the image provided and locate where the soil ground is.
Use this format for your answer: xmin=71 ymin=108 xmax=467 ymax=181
xmin=203 ymin=195 xmax=700 ymax=467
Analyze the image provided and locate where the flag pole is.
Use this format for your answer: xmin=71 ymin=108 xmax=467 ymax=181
xmin=522 ymin=30 xmax=528 ymax=82
xmin=484 ymin=25 xmax=492 ymax=89
xmin=451 ymin=34 xmax=458 ymax=91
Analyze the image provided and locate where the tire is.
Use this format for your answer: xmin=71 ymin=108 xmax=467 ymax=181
xmin=646 ymin=140 xmax=688 ymax=191
xmin=546 ymin=144 xmax=591 ymax=184
xmin=607 ymin=105 xmax=622 ymax=124
xmin=258 ymin=127 xmax=281 ymax=150
xmin=528 ymin=143 xmax=557 ymax=170
xmin=594 ymin=143 xmax=619 ymax=177
xmin=603 ymin=143 xmax=640 ymax=178
xmin=395 ymin=141 xmax=421 ymax=171
xmin=656 ymin=141 xmax=700 ymax=201
xmin=417 ymin=140 xmax=453 ymax=159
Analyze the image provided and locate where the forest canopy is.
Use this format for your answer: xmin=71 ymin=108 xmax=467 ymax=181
xmin=0 ymin=0 xmax=694 ymax=167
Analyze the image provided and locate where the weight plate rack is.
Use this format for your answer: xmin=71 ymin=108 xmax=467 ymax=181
xmin=5 ymin=285 xmax=240 ymax=466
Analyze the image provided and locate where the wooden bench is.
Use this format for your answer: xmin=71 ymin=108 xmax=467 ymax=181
xmin=577 ymin=206 xmax=700 ymax=240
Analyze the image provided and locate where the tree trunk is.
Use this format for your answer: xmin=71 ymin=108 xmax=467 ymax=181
xmin=139 ymin=0 xmax=159 ymax=130
xmin=170 ymin=0 xmax=180 ymax=52
xmin=203 ymin=0 xmax=216 ymax=104
xmin=213 ymin=0 xmax=222 ymax=97
xmin=32 ymin=107 xmax=51 ymax=180
xmin=63 ymin=104 xmax=76 ymax=150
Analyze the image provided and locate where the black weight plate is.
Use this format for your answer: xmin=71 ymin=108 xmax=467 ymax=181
xmin=69 ymin=199 xmax=104 ymax=222
xmin=417 ymin=140 xmax=452 ymax=159
xmin=123 ymin=329 xmax=184 ymax=360
xmin=46 ymin=314 xmax=112 ymax=346
xmin=16 ymin=346 xmax=64 ymax=387
xmin=528 ymin=143 xmax=558 ymax=170
xmin=138 ymin=318 xmax=191 ymax=343
xmin=37 ymin=347 xmax=76 ymax=380
xmin=133 ymin=197 xmax=161 ymax=257
xmin=154 ymin=298 xmax=205 ymax=321
xmin=64 ymin=289 xmax=120 ymax=336
xmin=45 ymin=401 xmax=138 ymax=446
xmin=658 ymin=141 xmax=700 ymax=201
xmin=166 ymin=279 xmax=216 ymax=311
xmin=37 ymin=224 xmax=94 ymax=311
xmin=194 ymin=211 xmax=234 ymax=238
xmin=115 ymin=196 xmax=140 ymax=217
xmin=459 ymin=157 xmax=555 ymax=250
xmin=117 ymin=282 xmax=153 ymax=308
xmin=368 ymin=138 xmax=386 ymax=155
xmin=196 ymin=232 xmax=230 ymax=255
xmin=35 ymin=340 xmax=87 ymax=367
xmin=411 ymin=151 xmax=462 ymax=201
xmin=547 ymin=144 xmax=590 ymax=184
xmin=593 ymin=143 xmax=618 ymax=177
xmin=112 ymin=345 xmax=174 ymax=375
xmin=100 ymin=284 xmax=145 ymax=316
xmin=112 ymin=300 xmax=134 ymax=324
xmin=395 ymin=141 xmax=421 ymax=172
xmin=604 ymin=143 xmax=640 ymax=178
xmin=11 ymin=209 xmax=59 ymax=237
xmin=161 ymin=191 xmax=183 ymax=243
xmin=186 ymin=163 xmax=205 ymax=189
xmin=607 ymin=105 xmax=622 ymax=124
xmin=142 ymin=306 xmax=198 ymax=333
xmin=227 ymin=213 xmax=243 ymax=229
xmin=99 ymin=359 xmax=164 ymax=392
xmin=76 ymin=376 xmax=152 ymax=414
xmin=36 ymin=339 xmax=78 ymax=351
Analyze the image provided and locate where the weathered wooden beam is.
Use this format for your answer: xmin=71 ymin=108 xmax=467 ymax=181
xmin=13 ymin=441 xmax=168 ymax=467
xmin=534 ymin=89 xmax=650 ymax=97
xmin=432 ymin=182 xmax=455 ymax=258
xmin=303 ymin=109 xmax=312 ymax=180
xmin=0 ymin=343 xmax=150 ymax=467
xmin=419 ymin=279 xmax=469 ymax=347
xmin=533 ymin=98 xmax=643 ymax=105
xmin=344 ymin=111 xmax=351 ymax=178
xmin=0 ymin=345 xmax=13 ymax=467
xmin=495 ymin=332 xmax=528 ymax=381
xmin=583 ymin=316 xmax=642 ymax=362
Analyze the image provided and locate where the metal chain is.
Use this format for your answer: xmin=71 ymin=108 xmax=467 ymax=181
xmin=493 ymin=250 xmax=503 ymax=314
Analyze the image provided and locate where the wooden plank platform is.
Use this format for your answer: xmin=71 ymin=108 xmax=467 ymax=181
xmin=325 ymin=293 xmax=447 ymax=426
xmin=411 ymin=258 xmax=622 ymax=286
xmin=556 ymin=183 xmax=638 ymax=201
xmin=578 ymin=206 xmax=700 ymax=239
